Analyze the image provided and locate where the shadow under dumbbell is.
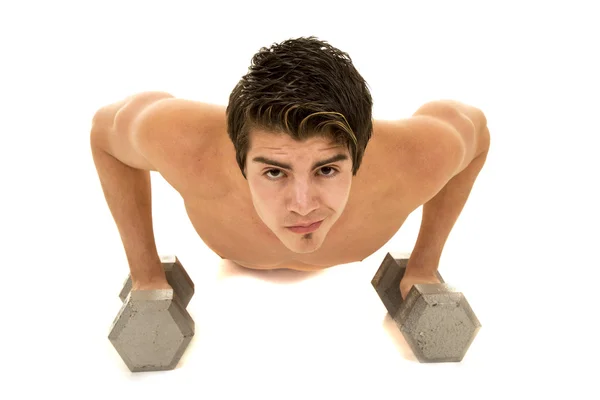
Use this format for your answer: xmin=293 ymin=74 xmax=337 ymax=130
xmin=217 ymin=259 xmax=323 ymax=284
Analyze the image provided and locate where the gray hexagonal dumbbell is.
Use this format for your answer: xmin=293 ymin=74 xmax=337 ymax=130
xmin=108 ymin=255 xmax=195 ymax=372
xmin=371 ymin=252 xmax=481 ymax=363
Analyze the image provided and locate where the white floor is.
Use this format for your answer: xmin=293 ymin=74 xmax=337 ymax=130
xmin=2 ymin=1 xmax=599 ymax=399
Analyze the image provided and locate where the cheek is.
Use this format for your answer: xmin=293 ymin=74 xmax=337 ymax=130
xmin=325 ymin=179 xmax=351 ymax=204
xmin=250 ymin=182 xmax=279 ymax=212
xmin=248 ymin=177 xmax=270 ymax=198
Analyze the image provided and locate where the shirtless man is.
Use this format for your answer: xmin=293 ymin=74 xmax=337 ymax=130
xmin=90 ymin=37 xmax=490 ymax=300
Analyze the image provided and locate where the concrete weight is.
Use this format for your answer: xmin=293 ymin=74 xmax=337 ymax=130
xmin=109 ymin=256 xmax=195 ymax=372
xmin=371 ymin=252 xmax=481 ymax=363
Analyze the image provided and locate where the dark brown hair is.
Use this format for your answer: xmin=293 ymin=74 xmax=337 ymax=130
xmin=226 ymin=36 xmax=373 ymax=179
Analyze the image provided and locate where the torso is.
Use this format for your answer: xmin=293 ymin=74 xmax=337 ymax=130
xmin=183 ymin=119 xmax=419 ymax=271
xmin=176 ymin=106 xmax=432 ymax=272
xmin=103 ymin=93 xmax=443 ymax=272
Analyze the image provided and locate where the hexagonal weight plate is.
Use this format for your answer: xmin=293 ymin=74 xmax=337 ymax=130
xmin=108 ymin=289 xmax=195 ymax=372
xmin=371 ymin=253 xmax=481 ymax=362
xmin=398 ymin=284 xmax=481 ymax=362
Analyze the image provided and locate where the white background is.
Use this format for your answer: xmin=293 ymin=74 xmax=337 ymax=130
xmin=1 ymin=0 xmax=598 ymax=399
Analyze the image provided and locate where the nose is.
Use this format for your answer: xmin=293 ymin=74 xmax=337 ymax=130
xmin=286 ymin=179 xmax=319 ymax=216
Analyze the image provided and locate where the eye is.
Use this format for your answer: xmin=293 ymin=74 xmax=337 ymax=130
xmin=263 ymin=167 xmax=339 ymax=180
xmin=265 ymin=169 xmax=284 ymax=179
xmin=319 ymin=166 xmax=338 ymax=177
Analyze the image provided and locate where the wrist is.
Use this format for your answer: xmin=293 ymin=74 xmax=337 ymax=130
xmin=406 ymin=253 xmax=440 ymax=277
xmin=131 ymin=274 xmax=169 ymax=291
xmin=129 ymin=260 xmax=167 ymax=286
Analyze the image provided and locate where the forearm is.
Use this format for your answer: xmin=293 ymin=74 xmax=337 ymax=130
xmin=407 ymin=148 xmax=489 ymax=275
xmin=90 ymin=134 xmax=165 ymax=284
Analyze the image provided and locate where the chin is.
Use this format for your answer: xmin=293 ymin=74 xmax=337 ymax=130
xmin=279 ymin=233 xmax=325 ymax=254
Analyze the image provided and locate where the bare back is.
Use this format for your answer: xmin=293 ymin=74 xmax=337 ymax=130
xmin=98 ymin=93 xmax=458 ymax=271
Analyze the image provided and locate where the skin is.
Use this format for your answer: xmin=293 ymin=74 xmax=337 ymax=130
xmin=244 ymin=132 xmax=353 ymax=255
xmin=91 ymin=92 xmax=490 ymax=299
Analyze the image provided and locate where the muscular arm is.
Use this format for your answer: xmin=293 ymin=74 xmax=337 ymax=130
xmin=90 ymin=92 xmax=174 ymax=287
xmin=90 ymin=91 xmax=211 ymax=288
xmin=407 ymin=101 xmax=491 ymax=275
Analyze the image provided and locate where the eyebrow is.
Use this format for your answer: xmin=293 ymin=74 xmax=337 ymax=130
xmin=252 ymin=153 xmax=349 ymax=171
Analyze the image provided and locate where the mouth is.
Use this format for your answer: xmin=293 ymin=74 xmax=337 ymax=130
xmin=286 ymin=220 xmax=323 ymax=234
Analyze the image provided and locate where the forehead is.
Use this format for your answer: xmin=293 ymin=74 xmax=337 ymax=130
xmin=249 ymin=130 xmax=342 ymax=151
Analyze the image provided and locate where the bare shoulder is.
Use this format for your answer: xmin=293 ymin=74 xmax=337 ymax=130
xmin=381 ymin=100 xmax=486 ymax=203
xmin=133 ymin=97 xmax=228 ymax=195
xmin=130 ymin=95 xmax=225 ymax=140
xmin=412 ymin=99 xmax=487 ymax=134
xmin=91 ymin=92 xmax=178 ymax=172
xmin=95 ymin=91 xmax=227 ymax=195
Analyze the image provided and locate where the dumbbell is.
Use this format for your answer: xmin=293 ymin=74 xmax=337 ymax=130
xmin=371 ymin=252 xmax=481 ymax=363
xmin=108 ymin=255 xmax=195 ymax=372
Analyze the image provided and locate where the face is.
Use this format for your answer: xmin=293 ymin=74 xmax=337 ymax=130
xmin=244 ymin=130 xmax=353 ymax=254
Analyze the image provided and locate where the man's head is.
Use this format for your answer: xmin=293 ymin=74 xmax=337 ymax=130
xmin=226 ymin=36 xmax=373 ymax=253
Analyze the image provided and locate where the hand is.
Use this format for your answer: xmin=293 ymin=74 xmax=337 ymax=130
xmin=399 ymin=272 xmax=441 ymax=300
xmin=132 ymin=277 xmax=172 ymax=292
